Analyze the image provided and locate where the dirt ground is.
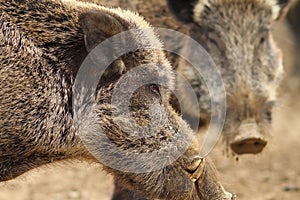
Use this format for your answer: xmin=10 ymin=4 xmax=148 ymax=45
xmin=0 ymin=19 xmax=299 ymax=200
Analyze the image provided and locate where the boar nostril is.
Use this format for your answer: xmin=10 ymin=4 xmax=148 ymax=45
xmin=254 ymin=141 xmax=261 ymax=146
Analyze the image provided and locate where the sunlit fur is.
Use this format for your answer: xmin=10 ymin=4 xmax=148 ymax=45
xmin=0 ymin=0 xmax=232 ymax=199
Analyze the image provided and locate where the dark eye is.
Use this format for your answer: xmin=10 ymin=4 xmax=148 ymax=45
xmin=257 ymin=30 xmax=269 ymax=47
xmin=259 ymin=37 xmax=265 ymax=45
xmin=149 ymin=84 xmax=160 ymax=97
xmin=265 ymin=111 xmax=272 ymax=122
xmin=207 ymin=32 xmax=226 ymax=56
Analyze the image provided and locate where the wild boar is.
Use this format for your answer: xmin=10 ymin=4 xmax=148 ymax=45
xmin=0 ymin=0 xmax=233 ymax=199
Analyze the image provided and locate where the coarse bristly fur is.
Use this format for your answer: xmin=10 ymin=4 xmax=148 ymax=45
xmin=0 ymin=0 xmax=233 ymax=199
xmin=83 ymin=0 xmax=292 ymax=156
xmin=166 ymin=0 xmax=292 ymax=155
xmin=74 ymin=0 xmax=291 ymax=198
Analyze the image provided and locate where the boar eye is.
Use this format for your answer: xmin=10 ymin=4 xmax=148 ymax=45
xmin=207 ymin=32 xmax=226 ymax=50
xmin=265 ymin=111 xmax=272 ymax=122
xmin=149 ymin=84 xmax=160 ymax=97
xmin=257 ymin=30 xmax=269 ymax=47
xmin=259 ymin=37 xmax=265 ymax=45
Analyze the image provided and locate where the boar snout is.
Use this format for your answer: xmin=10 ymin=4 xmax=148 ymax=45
xmin=230 ymin=121 xmax=267 ymax=155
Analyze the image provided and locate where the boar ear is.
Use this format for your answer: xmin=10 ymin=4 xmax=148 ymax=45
xmin=80 ymin=10 xmax=124 ymax=52
xmin=80 ymin=11 xmax=126 ymax=75
xmin=167 ymin=0 xmax=199 ymax=23
xmin=272 ymin=0 xmax=293 ymax=20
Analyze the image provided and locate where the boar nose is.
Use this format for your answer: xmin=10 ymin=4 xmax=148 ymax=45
xmin=230 ymin=122 xmax=267 ymax=154
xmin=231 ymin=138 xmax=267 ymax=154
xmin=181 ymin=155 xmax=205 ymax=181
xmin=179 ymin=147 xmax=206 ymax=181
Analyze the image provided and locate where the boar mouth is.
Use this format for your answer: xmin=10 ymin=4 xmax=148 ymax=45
xmin=188 ymin=157 xmax=206 ymax=182
xmin=182 ymin=158 xmax=236 ymax=200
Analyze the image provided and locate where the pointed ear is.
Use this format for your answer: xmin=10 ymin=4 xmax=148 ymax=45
xmin=273 ymin=0 xmax=293 ymax=20
xmin=167 ymin=0 xmax=198 ymax=23
xmin=79 ymin=10 xmax=124 ymax=52
xmin=80 ymin=10 xmax=126 ymax=76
